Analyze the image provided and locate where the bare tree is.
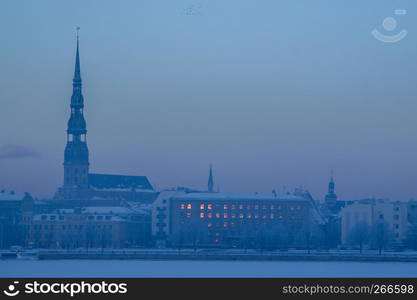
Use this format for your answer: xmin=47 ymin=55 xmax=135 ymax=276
xmin=370 ymin=221 xmax=393 ymax=255
xmin=347 ymin=221 xmax=370 ymax=253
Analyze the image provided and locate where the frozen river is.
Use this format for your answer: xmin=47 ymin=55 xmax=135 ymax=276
xmin=1 ymin=260 xmax=417 ymax=277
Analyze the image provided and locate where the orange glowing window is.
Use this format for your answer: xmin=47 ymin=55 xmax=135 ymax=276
xmin=239 ymin=205 xmax=243 ymax=210
xmin=223 ymin=213 xmax=228 ymax=219
xmin=187 ymin=204 xmax=192 ymax=210
xmin=180 ymin=204 xmax=185 ymax=209
xmin=207 ymin=204 xmax=213 ymax=210
xmin=208 ymin=223 xmax=212 ymax=227
xmin=208 ymin=212 xmax=213 ymax=218
xmin=254 ymin=215 xmax=259 ymax=219
xmin=216 ymin=212 xmax=220 ymax=218
xmin=200 ymin=204 xmax=205 ymax=210
xmin=239 ymin=213 xmax=244 ymax=219
xmin=247 ymin=214 xmax=252 ymax=219
xmin=200 ymin=213 xmax=205 ymax=218
xmin=223 ymin=204 xmax=228 ymax=210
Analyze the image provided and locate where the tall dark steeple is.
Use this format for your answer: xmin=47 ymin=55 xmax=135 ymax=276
xmin=208 ymin=165 xmax=214 ymax=192
xmin=325 ymin=171 xmax=337 ymax=207
xmin=63 ymin=30 xmax=89 ymax=189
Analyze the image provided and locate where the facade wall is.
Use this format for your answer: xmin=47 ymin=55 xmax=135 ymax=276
xmin=340 ymin=200 xmax=408 ymax=245
xmin=168 ymin=195 xmax=315 ymax=248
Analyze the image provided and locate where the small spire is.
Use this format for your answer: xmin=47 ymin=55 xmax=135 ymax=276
xmin=73 ymin=27 xmax=81 ymax=84
xmin=208 ymin=164 xmax=214 ymax=192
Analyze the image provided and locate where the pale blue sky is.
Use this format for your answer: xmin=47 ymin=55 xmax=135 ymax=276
xmin=0 ymin=0 xmax=416 ymax=200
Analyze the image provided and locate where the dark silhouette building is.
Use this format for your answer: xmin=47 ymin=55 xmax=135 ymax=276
xmin=55 ymin=34 xmax=156 ymax=204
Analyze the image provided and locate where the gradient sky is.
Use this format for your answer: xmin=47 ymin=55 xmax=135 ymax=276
xmin=1 ymin=0 xmax=416 ymax=200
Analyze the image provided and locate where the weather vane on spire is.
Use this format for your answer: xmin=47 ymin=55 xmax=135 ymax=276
xmin=76 ymin=26 xmax=80 ymax=38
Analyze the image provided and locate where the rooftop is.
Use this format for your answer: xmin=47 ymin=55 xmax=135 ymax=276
xmin=172 ymin=192 xmax=307 ymax=202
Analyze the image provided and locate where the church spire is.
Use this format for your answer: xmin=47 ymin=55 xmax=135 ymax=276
xmin=73 ymin=28 xmax=81 ymax=84
xmin=208 ymin=164 xmax=214 ymax=192
xmin=62 ymin=29 xmax=89 ymax=193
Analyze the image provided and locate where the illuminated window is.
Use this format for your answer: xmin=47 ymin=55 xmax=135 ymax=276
xmin=270 ymin=205 xmax=275 ymax=210
xmin=180 ymin=204 xmax=185 ymax=210
xmin=231 ymin=213 xmax=236 ymax=218
xmin=208 ymin=213 xmax=213 ymax=218
xmin=200 ymin=204 xmax=205 ymax=210
xmin=254 ymin=214 xmax=259 ymax=219
xmin=239 ymin=204 xmax=243 ymax=210
xmin=216 ymin=212 xmax=221 ymax=218
xmin=224 ymin=222 xmax=228 ymax=228
xmin=223 ymin=213 xmax=228 ymax=219
xmin=232 ymin=204 xmax=236 ymax=210
xmin=187 ymin=204 xmax=192 ymax=210
xmin=247 ymin=214 xmax=252 ymax=219
xmin=239 ymin=213 xmax=244 ymax=219
xmin=224 ymin=204 xmax=228 ymax=210
xmin=186 ymin=212 xmax=192 ymax=218
xmin=208 ymin=223 xmax=212 ymax=228
xmin=200 ymin=213 xmax=205 ymax=218
xmin=207 ymin=204 xmax=213 ymax=210
xmin=262 ymin=215 xmax=267 ymax=219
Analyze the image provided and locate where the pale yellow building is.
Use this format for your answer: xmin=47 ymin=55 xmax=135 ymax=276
xmin=340 ymin=199 xmax=408 ymax=245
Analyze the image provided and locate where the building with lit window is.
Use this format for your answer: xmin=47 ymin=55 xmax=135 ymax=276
xmin=153 ymin=190 xmax=324 ymax=248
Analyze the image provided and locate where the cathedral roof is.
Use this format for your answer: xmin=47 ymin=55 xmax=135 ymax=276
xmin=88 ymin=173 xmax=154 ymax=191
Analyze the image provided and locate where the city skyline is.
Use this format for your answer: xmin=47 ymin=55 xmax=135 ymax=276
xmin=1 ymin=0 xmax=417 ymax=200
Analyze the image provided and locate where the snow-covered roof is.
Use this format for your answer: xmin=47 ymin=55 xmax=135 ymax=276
xmin=81 ymin=206 xmax=136 ymax=215
xmin=0 ymin=190 xmax=27 ymax=201
xmin=172 ymin=192 xmax=306 ymax=202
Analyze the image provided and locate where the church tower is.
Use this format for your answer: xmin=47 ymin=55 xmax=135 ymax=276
xmin=63 ymin=32 xmax=89 ymax=190
xmin=324 ymin=171 xmax=337 ymax=207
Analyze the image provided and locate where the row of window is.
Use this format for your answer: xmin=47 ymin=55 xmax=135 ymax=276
xmin=179 ymin=203 xmax=303 ymax=211
xmin=39 ymin=215 xmax=113 ymax=221
xmin=196 ymin=212 xmax=284 ymax=220
xmin=32 ymin=224 xmax=113 ymax=230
